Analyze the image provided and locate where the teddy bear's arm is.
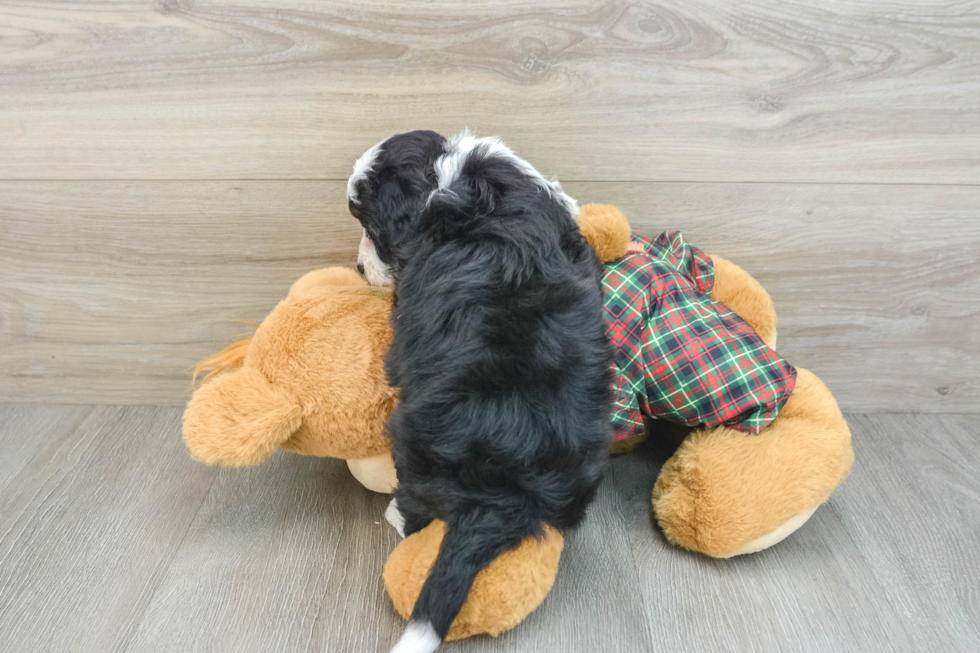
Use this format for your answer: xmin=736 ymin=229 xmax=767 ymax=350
xmin=576 ymin=204 xmax=631 ymax=263
xmin=709 ymin=255 xmax=778 ymax=349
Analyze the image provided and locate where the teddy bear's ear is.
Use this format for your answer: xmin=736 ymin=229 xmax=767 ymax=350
xmin=182 ymin=368 xmax=303 ymax=467
xmin=288 ymin=267 xmax=367 ymax=299
xmin=577 ymin=204 xmax=632 ymax=263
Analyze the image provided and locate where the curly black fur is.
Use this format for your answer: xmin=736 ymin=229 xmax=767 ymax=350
xmin=348 ymin=130 xmax=613 ymax=649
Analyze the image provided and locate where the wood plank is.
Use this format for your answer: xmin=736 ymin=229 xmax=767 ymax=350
xmin=583 ymin=181 xmax=980 ymax=413
xmin=0 ymin=407 xmax=976 ymax=651
xmin=125 ymin=453 xmax=402 ymax=653
xmin=831 ymin=414 xmax=980 ymax=646
xmin=124 ymin=449 xmax=656 ymax=653
xmin=608 ymin=413 xmax=980 ymax=652
xmin=0 ymin=1 xmax=977 ymax=182
xmin=0 ymin=403 xmax=91 ymax=494
xmin=0 ymin=180 xmax=356 ymax=406
xmin=2 ymin=180 xmax=977 ymax=411
xmin=452 ymin=472 xmax=656 ymax=653
xmin=0 ymin=404 xmax=217 ymax=653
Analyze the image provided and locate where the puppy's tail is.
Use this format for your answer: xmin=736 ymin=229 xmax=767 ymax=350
xmin=390 ymin=510 xmax=534 ymax=653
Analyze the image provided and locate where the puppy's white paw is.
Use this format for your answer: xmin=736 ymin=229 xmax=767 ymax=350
xmin=385 ymin=498 xmax=406 ymax=538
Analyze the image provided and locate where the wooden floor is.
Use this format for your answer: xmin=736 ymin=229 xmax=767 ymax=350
xmin=0 ymin=403 xmax=976 ymax=652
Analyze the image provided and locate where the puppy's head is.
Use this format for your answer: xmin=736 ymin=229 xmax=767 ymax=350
xmin=347 ymin=130 xmax=447 ymax=285
xmin=348 ymin=129 xmax=580 ymax=286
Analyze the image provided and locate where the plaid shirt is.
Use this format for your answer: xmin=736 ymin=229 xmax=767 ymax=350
xmin=603 ymin=232 xmax=797 ymax=444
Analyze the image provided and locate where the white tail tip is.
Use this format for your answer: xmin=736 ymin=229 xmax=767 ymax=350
xmin=390 ymin=621 xmax=441 ymax=653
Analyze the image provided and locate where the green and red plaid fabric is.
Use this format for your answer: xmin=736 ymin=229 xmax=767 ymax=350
xmin=603 ymin=232 xmax=797 ymax=443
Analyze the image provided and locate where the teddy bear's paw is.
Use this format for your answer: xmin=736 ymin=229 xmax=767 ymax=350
xmin=386 ymin=498 xmax=407 ymax=538
xmin=726 ymin=506 xmax=819 ymax=557
xmin=347 ymin=453 xmax=397 ymax=494
xmin=653 ymin=395 xmax=852 ymax=559
xmin=182 ymin=368 xmax=303 ymax=467
xmin=652 ymin=437 xmax=817 ymax=559
xmin=651 ymin=455 xmax=706 ymax=554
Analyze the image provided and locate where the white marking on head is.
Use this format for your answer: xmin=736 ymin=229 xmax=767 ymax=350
xmin=358 ymin=229 xmax=394 ymax=287
xmin=431 ymin=128 xmax=578 ymax=217
xmin=347 ymin=137 xmax=386 ymax=204
xmin=390 ymin=620 xmax=441 ymax=653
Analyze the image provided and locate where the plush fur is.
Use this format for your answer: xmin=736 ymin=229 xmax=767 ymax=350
xmin=576 ymin=203 xmax=631 ymax=264
xmin=652 ymin=367 xmax=854 ymax=558
xmin=348 ymin=130 xmax=613 ymax=649
xmin=182 ymin=267 xmax=398 ymax=466
xmin=183 ymin=367 xmax=304 ymax=466
xmin=384 ymin=520 xmax=564 ymax=641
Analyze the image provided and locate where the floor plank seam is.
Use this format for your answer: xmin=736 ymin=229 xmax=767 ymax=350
xmin=609 ymin=470 xmax=662 ymax=651
xmin=117 ymin=464 xmax=220 ymax=653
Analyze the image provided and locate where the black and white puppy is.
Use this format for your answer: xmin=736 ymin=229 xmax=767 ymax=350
xmin=347 ymin=130 xmax=613 ymax=653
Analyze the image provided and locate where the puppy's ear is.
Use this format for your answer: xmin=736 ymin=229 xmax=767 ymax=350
xmin=419 ymin=181 xmax=476 ymax=243
xmin=372 ymin=178 xmax=429 ymax=265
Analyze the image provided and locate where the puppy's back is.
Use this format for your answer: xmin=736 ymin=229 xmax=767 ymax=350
xmin=387 ymin=136 xmax=612 ymax=653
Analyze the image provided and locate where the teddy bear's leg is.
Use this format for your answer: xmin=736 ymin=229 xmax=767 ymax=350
xmin=709 ymin=255 xmax=778 ymax=349
xmin=346 ymin=451 xmax=398 ymax=494
xmin=652 ymin=368 xmax=853 ymax=558
xmin=384 ymin=520 xmax=564 ymax=641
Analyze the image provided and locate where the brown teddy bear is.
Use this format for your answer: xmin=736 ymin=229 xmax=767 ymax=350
xmin=183 ymin=266 xmax=399 ymax=492
xmin=183 ymin=204 xmax=853 ymax=640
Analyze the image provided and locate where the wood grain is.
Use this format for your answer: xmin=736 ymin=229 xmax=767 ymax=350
xmin=611 ymin=454 xmax=909 ymax=652
xmin=450 ymin=476 xmax=657 ymax=653
xmin=583 ymin=181 xmax=980 ymax=413
xmin=0 ymin=404 xmax=217 ymax=653
xmin=0 ymin=180 xmax=357 ymax=405
xmin=0 ymin=403 xmax=90 ymax=493
xmin=0 ymin=405 xmax=977 ymax=652
xmin=125 ymin=452 xmax=402 ymax=653
xmin=0 ymin=1 xmax=978 ymax=182
xmin=608 ymin=414 xmax=980 ymax=652
xmin=832 ymin=414 xmax=980 ymax=648
xmin=125 ymin=449 xmax=657 ymax=653
xmin=2 ymin=180 xmax=977 ymax=411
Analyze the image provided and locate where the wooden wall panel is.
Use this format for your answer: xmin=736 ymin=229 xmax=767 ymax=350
xmin=1 ymin=1 xmax=976 ymax=409
xmin=581 ymin=182 xmax=980 ymax=413
xmin=0 ymin=1 xmax=978 ymax=183
xmin=1 ymin=180 xmax=976 ymax=411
